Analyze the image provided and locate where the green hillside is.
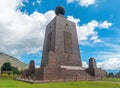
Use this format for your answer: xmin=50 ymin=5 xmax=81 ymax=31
xmin=0 ymin=52 xmax=28 ymax=71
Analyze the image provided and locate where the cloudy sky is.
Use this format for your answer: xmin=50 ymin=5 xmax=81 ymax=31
xmin=0 ymin=0 xmax=120 ymax=72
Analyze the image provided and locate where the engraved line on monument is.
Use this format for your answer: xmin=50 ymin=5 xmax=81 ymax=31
xmin=64 ymin=31 xmax=72 ymax=54
xmin=46 ymin=32 xmax=52 ymax=53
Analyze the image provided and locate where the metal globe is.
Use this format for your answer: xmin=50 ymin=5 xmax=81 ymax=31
xmin=55 ymin=6 xmax=65 ymax=15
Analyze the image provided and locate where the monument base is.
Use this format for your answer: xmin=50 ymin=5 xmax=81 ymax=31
xmin=21 ymin=63 xmax=106 ymax=82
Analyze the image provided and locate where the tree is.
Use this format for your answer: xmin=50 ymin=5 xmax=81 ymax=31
xmin=12 ymin=67 xmax=20 ymax=75
xmin=1 ymin=62 xmax=12 ymax=71
xmin=115 ymin=71 xmax=120 ymax=78
xmin=1 ymin=62 xmax=20 ymax=75
xmin=107 ymin=72 xmax=114 ymax=78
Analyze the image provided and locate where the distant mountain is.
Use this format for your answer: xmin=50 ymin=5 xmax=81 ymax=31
xmin=0 ymin=52 xmax=28 ymax=71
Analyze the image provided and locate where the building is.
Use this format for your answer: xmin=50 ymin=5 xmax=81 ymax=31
xmin=21 ymin=6 xmax=106 ymax=82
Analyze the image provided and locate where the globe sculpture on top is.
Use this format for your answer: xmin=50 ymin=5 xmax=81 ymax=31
xmin=55 ymin=6 xmax=65 ymax=15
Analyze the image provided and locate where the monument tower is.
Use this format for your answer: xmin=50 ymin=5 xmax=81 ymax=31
xmin=22 ymin=6 xmax=106 ymax=82
xmin=41 ymin=6 xmax=82 ymax=67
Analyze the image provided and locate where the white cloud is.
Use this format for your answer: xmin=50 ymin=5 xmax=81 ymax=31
xmin=90 ymin=33 xmax=103 ymax=43
xmin=67 ymin=17 xmax=98 ymax=41
xmin=67 ymin=16 xmax=80 ymax=24
xmin=66 ymin=0 xmax=74 ymax=4
xmin=90 ymin=33 xmax=98 ymax=40
xmin=97 ymin=58 xmax=120 ymax=70
xmin=0 ymin=0 xmax=112 ymax=60
xmin=93 ymin=39 xmax=103 ymax=43
xmin=92 ymin=43 xmax=120 ymax=60
xmin=92 ymin=43 xmax=120 ymax=71
xmin=0 ymin=0 xmax=55 ymax=58
xmin=77 ymin=20 xmax=98 ymax=41
xmin=105 ymin=43 xmax=120 ymax=52
xmin=82 ymin=61 xmax=88 ymax=68
xmin=37 ymin=0 xmax=41 ymax=4
xmin=67 ymin=16 xmax=112 ymax=44
xmin=96 ymin=52 xmax=120 ymax=62
xmin=82 ymin=57 xmax=120 ymax=71
xmin=99 ymin=20 xmax=112 ymax=29
xmin=66 ymin=0 xmax=96 ymax=7
xmin=80 ymin=0 xmax=96 ymax=7
xmin=81 ymin=58 xmax=120 ymax=71
xmin=82 ymin=58 xmax=120 ymax=70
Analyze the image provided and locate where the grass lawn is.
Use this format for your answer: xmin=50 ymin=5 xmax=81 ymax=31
xmin=0 ymin=77 xmax=120 ymax=88
xmin=102 ymin=78 xmax=120 ymax=82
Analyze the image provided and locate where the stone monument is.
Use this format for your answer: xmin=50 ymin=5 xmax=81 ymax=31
xmin=21 ymin=6 xmax=106 ymax=82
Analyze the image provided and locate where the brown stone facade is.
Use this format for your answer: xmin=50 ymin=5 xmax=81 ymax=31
xmin=21 ymin=14 xmax=106 ymax=82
